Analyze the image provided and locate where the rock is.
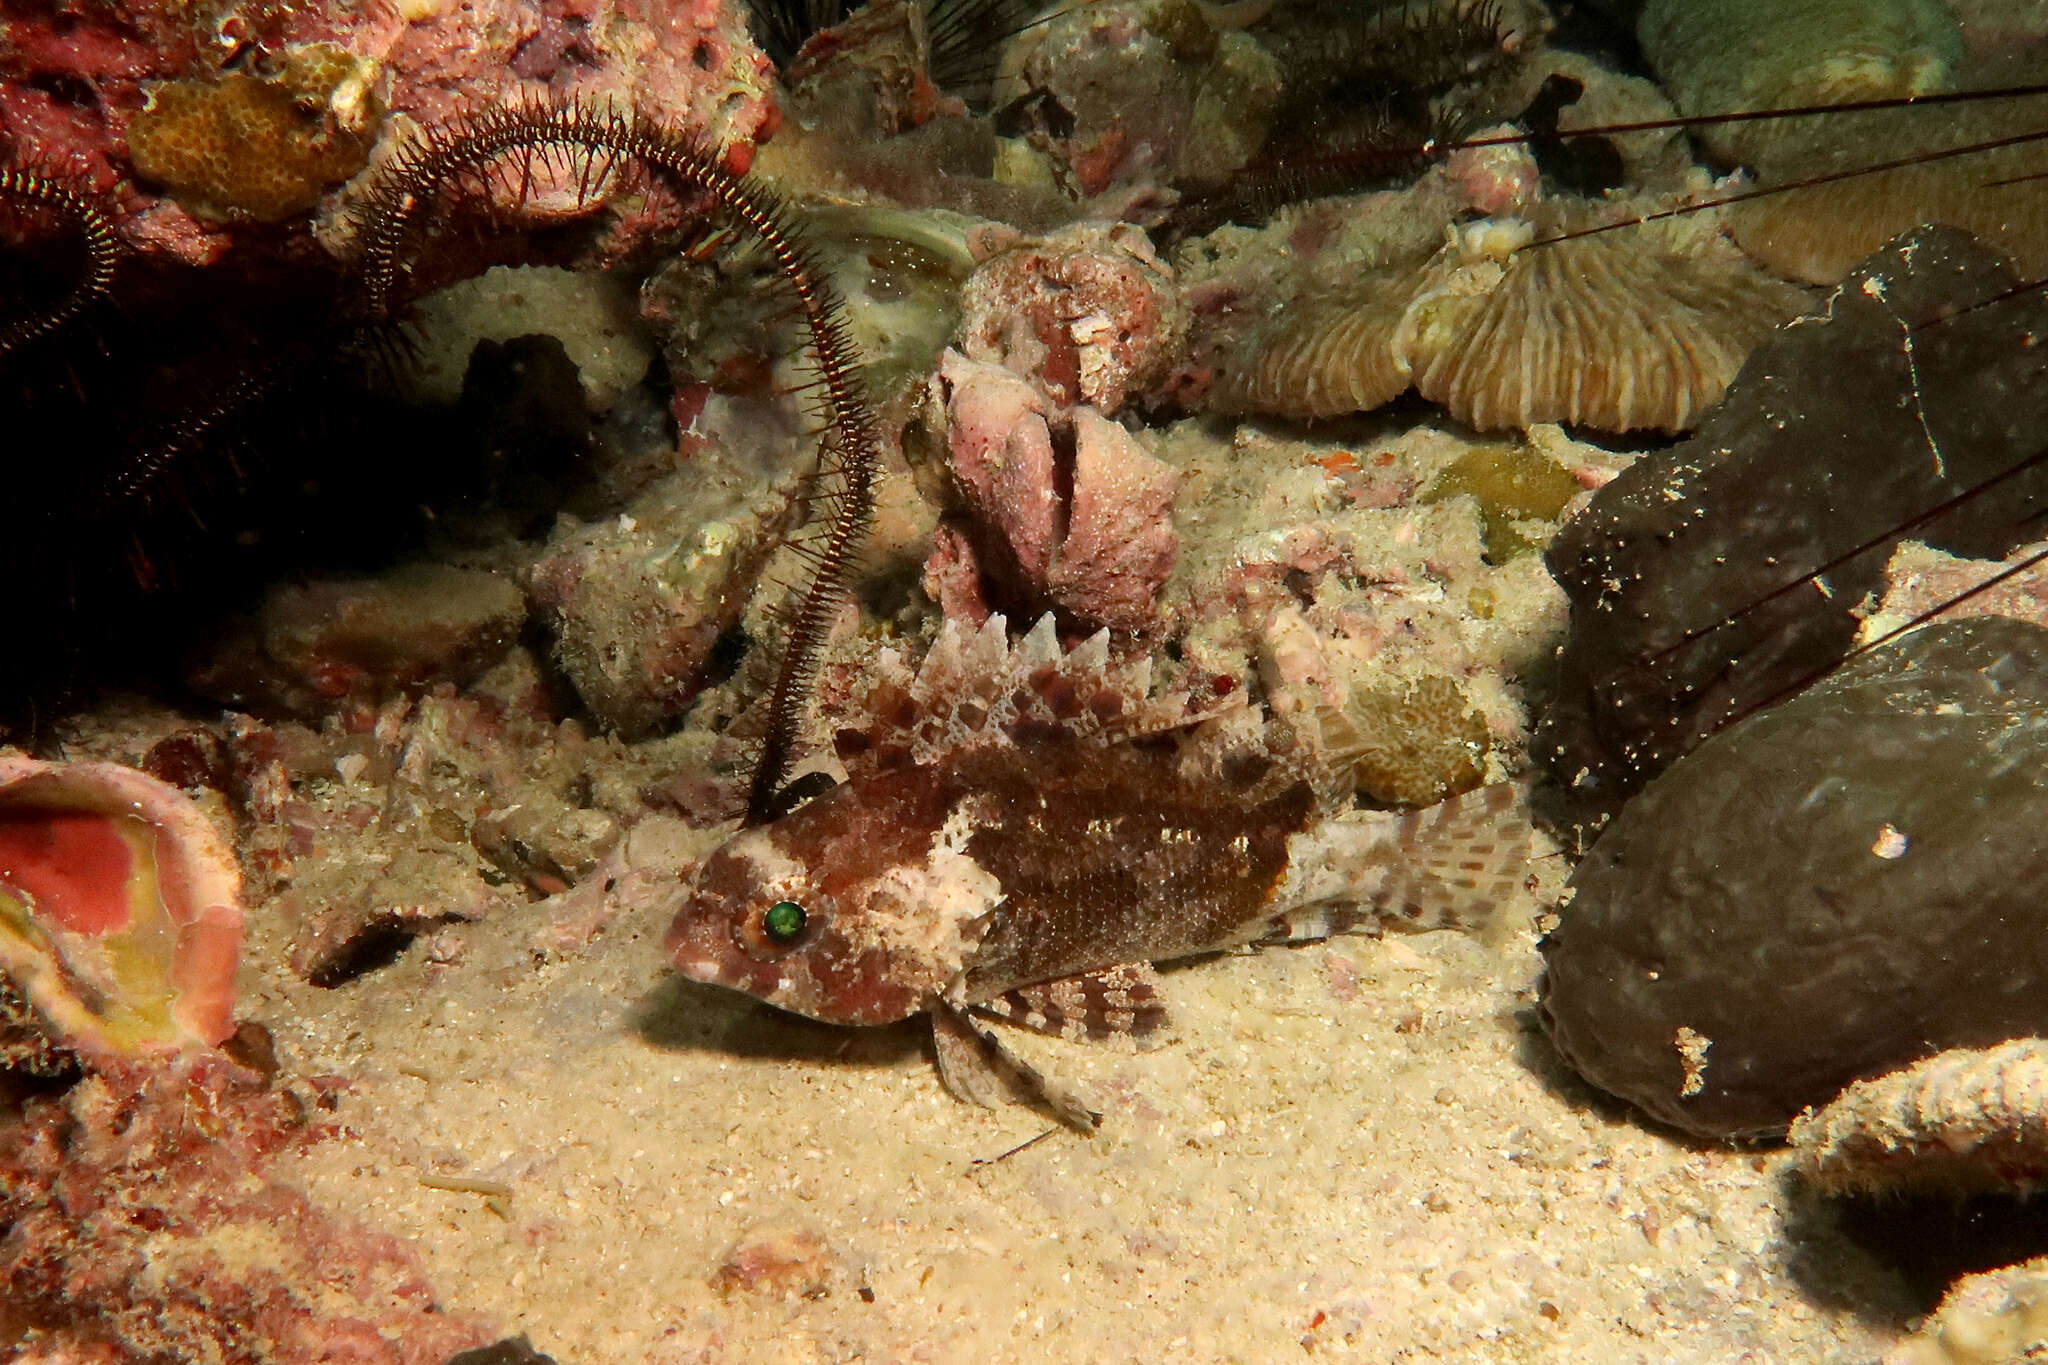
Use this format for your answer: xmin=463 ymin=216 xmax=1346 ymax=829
xmin=188 ymin=564 xmax=526 ymax=722
xmin=1537 ymin=228 xmax=2048 ymax=827
xmin=922 ymin=351 xmax=1179 ymax=634
xmin=956 ymin=222 xmax=1186 ymax=413
xmin=1539 ymin=617 xmax=2048 ymax=1140
xmin=530 ymin=427 xmax=805 ymax=737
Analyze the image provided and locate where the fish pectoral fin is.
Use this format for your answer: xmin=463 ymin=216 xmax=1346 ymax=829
xmin=973 ymin=961 xmax=1170 ymax=1044
xmin=931 ymin=1000 xmax=1101 ymax=1132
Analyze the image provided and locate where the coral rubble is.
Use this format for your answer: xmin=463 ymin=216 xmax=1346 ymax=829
xmin=531 ymin=421 xmax=811 ymax=738
xmin=1884 ymin=1255 xmax=2048 ymax=1365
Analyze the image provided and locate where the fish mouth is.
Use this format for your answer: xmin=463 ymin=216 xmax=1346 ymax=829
xmin=672 ymin=955 xmax=727 ymax=987
xmin=671 ymin=944 xmax=788 ymax=1003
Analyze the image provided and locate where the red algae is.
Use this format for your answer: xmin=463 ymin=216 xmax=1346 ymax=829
xmin=0 ymin=1054 xmax=498 ymax=1361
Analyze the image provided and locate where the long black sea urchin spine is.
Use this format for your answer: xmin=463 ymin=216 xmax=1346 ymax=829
xmin=346 ymin=99 xmax=879 ymax=825
xmin=0 ymin=161 xmax=118 ymax=358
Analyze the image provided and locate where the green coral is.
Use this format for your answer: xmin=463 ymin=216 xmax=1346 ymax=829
xmin=128 ymin=44 xmax=383 ymax=223
xmin=1421 ymin=442 xmax=1580 ymax=560
xmin=1331 ymin=675 xmax=1489 ymax=808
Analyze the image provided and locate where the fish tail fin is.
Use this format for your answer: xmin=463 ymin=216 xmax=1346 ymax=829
xmin=1264 ymin=779 xmax=1535 ymax=946
xmin=1377 ymin=779 xmax=1533 ymax=935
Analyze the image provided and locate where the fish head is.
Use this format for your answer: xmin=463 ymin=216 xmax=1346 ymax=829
xmin=665 ymin=769 xmax=1005 ymax=1026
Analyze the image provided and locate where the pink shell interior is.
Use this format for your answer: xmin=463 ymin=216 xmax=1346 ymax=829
xmin=0 ymin=807 xmax=137 ymax=936
xmin=0 ymin=759 xmax=244 ymax=1054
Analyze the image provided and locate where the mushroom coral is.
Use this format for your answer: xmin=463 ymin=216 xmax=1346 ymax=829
xmin=1215 ymin=216 xmax=1811 ymax=434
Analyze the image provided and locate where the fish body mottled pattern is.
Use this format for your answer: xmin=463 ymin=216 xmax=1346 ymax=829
xmin=667 ymin=734 xmax=1523 ymax=1026
xmin=946 ymin=742 xmax=1315 ymax=1000
xmin=666 ymin=738 xmax=1321 ymax=1025
xmin=664 ymin=617 xmax=1530 ymax=1122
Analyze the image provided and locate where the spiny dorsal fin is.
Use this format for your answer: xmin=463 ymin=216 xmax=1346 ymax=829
xmin=834 ymin=613 xmax=1206 ymax=777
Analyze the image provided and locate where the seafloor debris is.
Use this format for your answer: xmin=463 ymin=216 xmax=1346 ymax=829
xmin=1539 ymin=617 xmax=2048 ymax=1141
xmin=1791 ymin=1039 xmax=2048 ymax=1198
xmin=230 ymin=676 xmax=640 ymax=987
xmin=1857 ymin=539 xmax=2048 ymax=645
xmin=0 ymin=757 xmax=243 ymax=1063
xmin=711 ymin=1223 xmax=846 ymax=1299
xmin=1538 ymin=227 xmax=2048 ymax=826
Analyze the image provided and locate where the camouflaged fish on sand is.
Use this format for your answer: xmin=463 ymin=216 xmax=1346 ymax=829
xmin=666 ymin=615 xmax=1531 ymax=1128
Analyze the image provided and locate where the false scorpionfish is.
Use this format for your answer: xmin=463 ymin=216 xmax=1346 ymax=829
xmin=667 ymin=615 xmax=1532 ymax=1128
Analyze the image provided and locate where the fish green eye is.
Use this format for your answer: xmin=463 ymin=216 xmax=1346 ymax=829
xmin=763 ymin=899 xmax=808 ymax=944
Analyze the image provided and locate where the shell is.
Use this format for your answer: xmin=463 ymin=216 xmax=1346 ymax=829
xmin=0 ymin=756 xmax=244 ymax=1059
xmin=1791 ymin=1039 xmax=2048 ymax=1198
